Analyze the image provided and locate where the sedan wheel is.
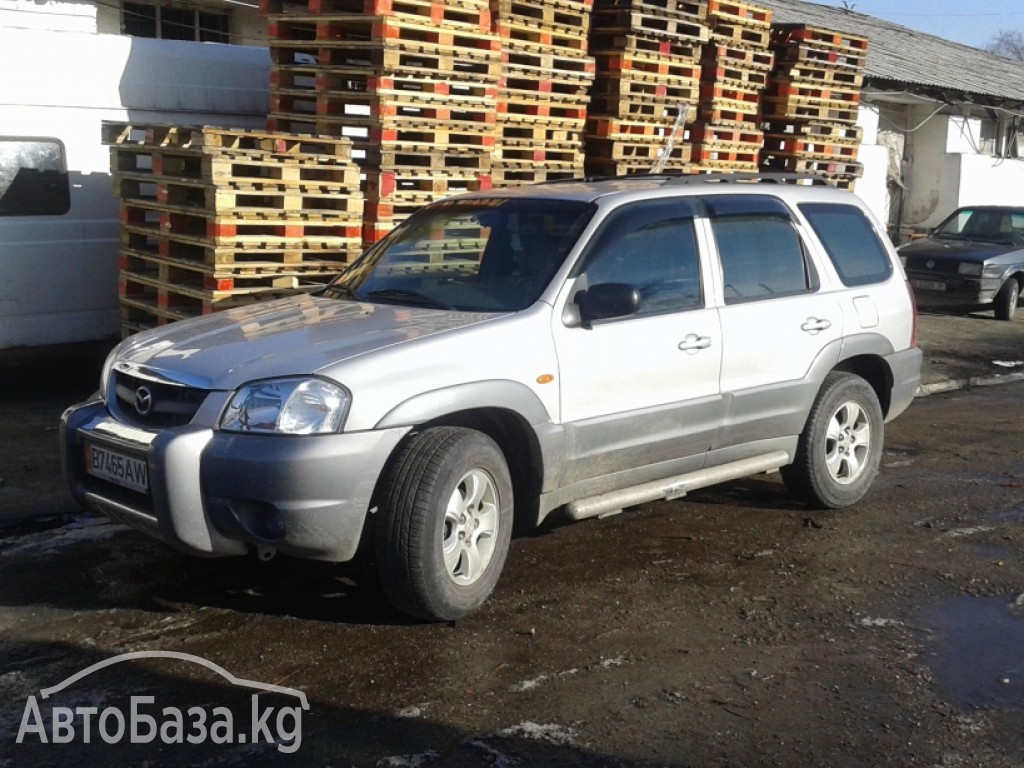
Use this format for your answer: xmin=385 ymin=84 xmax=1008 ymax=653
xmin=994 ymin=277 xmax=1019 ymax=321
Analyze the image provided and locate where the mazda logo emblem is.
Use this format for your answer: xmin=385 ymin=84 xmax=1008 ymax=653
xmin=134 ymin=386 xmax=154 ymax=416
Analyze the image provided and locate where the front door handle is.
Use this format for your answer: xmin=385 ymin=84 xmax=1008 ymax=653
xmin=801 ymin=317 xmax=832 ymax=334
xmin=678 ymin=334 xmax=712 ymax=352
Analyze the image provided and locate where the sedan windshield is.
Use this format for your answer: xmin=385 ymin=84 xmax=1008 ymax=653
xmin=935 ymin=208 xmax=1024 ymax=244
xmin=323 ymin=198 xmax=595 ymax=312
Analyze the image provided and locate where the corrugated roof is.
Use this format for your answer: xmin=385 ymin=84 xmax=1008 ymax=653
xmin=756 ymin=0 xmax=1024 ymax=103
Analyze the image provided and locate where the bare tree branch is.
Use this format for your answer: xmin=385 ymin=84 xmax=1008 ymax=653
xmin=988 ymin=30 xmax=1024 ymax=61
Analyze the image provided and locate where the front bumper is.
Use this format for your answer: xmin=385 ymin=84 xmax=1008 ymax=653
xmin=61 ymin=400 xmax=410 ymax=561
xmin=906 ymin=273 xmax=1000 ymax=310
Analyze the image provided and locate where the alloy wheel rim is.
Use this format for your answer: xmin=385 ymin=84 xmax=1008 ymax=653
xmin=825 ymin=401 xmax=871 ymax=485
xmin=442 ymin=468 xmax=499 ymax=585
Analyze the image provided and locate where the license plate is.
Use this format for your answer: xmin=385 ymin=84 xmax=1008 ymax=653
xmin=911 ymin=279 xmax=947 ymax=292
xmin=84 ymin=443 xmax=149 ymax=494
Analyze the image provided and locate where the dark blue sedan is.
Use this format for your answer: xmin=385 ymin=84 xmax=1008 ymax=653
xmin=899 ymin=206 xmax=1024 ymax=321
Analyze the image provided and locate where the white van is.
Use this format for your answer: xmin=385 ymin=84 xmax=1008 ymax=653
xmin=0 ymin=28 xmax=270 ymax=349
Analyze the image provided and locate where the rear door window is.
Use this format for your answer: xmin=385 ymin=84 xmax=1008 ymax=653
xmin=800 ymin=203 xmax=893 ymax=286
xmin=0 ymin=138 xmax=71 ymax=216
xmin=705 ymin=195 xmax=817 ymax=304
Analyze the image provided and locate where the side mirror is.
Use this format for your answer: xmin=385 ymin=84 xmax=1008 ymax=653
xmin=577 ymin=282 xmax=640 ymax=324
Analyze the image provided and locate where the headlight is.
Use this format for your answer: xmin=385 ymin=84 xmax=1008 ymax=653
xmin=958 ymin=262 xmax=983 ymax=276
xmin=220 ymin=377 xmax=349 ymax=434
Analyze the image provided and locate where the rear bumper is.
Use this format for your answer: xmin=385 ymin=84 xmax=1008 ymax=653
xmin=61 ymin=400 xmax=410 ymax=561
xmin=885 ymin=346 xmax=923 ymax=419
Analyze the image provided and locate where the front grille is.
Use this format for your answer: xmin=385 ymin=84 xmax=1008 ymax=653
xmin=904 ymin=256 xmax=960 ymax=275
xmin=113 ymin=371 xmax=208 ymax=427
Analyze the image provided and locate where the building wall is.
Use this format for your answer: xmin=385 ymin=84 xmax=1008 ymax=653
xmin=0 ymin=0 xmax=97 ymax=32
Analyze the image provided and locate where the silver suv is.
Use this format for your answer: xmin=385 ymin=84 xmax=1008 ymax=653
xmin=62 ymin=174 xmax=922 ymax=621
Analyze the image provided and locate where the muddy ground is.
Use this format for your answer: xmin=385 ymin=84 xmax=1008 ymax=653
xmin=0 ymin=311 xmax=1022 ymax=766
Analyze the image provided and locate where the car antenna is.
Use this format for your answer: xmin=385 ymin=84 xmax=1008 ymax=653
xmin=650 ymin=104 xmax=689 ymax=175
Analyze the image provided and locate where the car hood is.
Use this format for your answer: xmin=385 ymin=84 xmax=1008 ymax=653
xmin=900 ymin=237 xmax=1020 ymax=263
xmin=112 ymin=294 xmax=504 ymax=390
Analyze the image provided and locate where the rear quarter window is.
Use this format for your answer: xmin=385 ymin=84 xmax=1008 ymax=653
xmin=800 ymin=203 xmax=893 ymax=287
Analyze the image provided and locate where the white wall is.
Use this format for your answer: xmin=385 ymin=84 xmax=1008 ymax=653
xmin=957 ymin=153 xmax=1024 ymax=208
xmin=0 ymin=0 xmax=97 ymax=32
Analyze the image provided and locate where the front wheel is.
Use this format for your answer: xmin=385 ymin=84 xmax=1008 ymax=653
xmin=781 ymin=372 xmax=884 ymax=509
xmin=375 ymin=427 xmax=513 ymax=621
xmin=994 ymin=277 xmax=1019 ymax=321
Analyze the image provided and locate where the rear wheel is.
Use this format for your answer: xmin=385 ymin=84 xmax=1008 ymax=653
xmin=994 ymin=277 xmax=1019 ymax=321
xmin=782 ymin=372 xmax=884 ymax=509
xmin=375 ymin=427 xmax=513 ymax=621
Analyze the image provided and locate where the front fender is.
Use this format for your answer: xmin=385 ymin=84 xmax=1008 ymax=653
xmin=374 ymin=379 xmax=553 ymax=429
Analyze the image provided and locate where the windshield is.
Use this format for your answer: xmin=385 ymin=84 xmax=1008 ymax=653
xmin=934 ymin=208 xmax=1024 ymax=244
xmin=323 ymin=197 xmax=595 ymax=312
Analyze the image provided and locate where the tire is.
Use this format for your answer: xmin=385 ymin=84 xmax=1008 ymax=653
xmin=781 ymin=372 xmax=884 ymax=509
xmin=375 ymin=427 xmax=513 ymax=621
xmin=994 ymin=277 xmax=1019 ymax=321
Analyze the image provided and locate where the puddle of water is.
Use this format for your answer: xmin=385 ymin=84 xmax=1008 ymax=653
xmin=920 ymin=595 xmax=1024 ymax=710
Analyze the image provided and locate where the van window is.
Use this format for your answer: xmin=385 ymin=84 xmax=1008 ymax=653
xmin=0 ymin=139 xmax=71 ymax=216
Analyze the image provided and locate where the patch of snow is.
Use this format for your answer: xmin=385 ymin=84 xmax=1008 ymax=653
xmin=494 ymin=722 xmax=577 ymax=746
xmin=944 ymin=526 xmax=994 ymax=539
xmin=376 ymin=751 xmax=438 ymax=767
xmin=858 ymin=617 xmax=903 ymax=628
xmin=992 ymin=361 xmax=1024 ymax=368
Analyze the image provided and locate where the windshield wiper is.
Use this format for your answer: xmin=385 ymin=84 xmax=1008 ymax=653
xmin=322 ymin=283 xmax=358 ymax=300
xmin=366 ymin=288 xmax=455 ymax=310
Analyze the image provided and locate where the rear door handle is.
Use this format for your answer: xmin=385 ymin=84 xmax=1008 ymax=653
xmin=801 ymin=317 xmax=832 ymax=334
xmin=678 ymin=334 xmax=712 ymax=352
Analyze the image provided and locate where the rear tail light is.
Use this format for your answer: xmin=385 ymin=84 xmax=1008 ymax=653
xmin=905 ymin=279 xmax=919 ymax=348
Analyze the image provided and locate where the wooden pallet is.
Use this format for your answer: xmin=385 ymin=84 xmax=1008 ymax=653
xmin=767 ymin=80 xmax=861 ymax=106
xmin=502 ymin=47 xmax=597 ymax=80
xmin=701 ymin=62 xmax=769 ymax=89
xmin=591 ymin=7 xmax=709 ymax=44
xmin=498 ymin=119 xmax=584 ymax=144
xmin=492 ymin=0 xmax=592 ymax=35
xmin=586 ymin=156 xmax=694 ymax=176
xmin=762 ymin=97 xmax=859 ymax=125
xmin=495 ymin=139 xmax=584 ymax=164
xmin=759 ymin=154 xmax=864 ymax=178
xmin=586 ymin=136 xmax=693 ymax=163
xmin=710 ymin=21 xmax=770 ymax=48
xmin=706 ymin=0 xmax=770 ymax=27
xmin=761 ymin=135 xmax=860 ymax=161
xmin=495 ymin=19 xmax=591 ymax=53
xmin=690 ymin=122 xmax=762 ymax=148
xmin=772 ymin=62 xmax=864 ymax=88
xmin=120 ymin=249 xmax=347 ymax=287
xmin=261 ymin=0 xmax=488 ymax=17
xmin=700 ymin=42 xmax=774 ymax=72
xmin=586 ymin=114 xmax=687 ymax=140
xmin=771 ymin=24 xmax=868 ymax=55
xmin=592 ymin=0 xmax=707 ymax=21
xmin=761 ymin=119 xmax=862 ymax=145
xmin=589 ymin=31 xmax=703 ymax=60
xmin=771 ymin=41 xmax=866 ymax=71
xmin=103 ymin=123 xmax=355 ymax=161
xmin=121 ymin=205 xmax=363 ymax=243
xmin=270 ymin=40 xmax=502 ymax=77
xmin=491 ymin=163 xmax=583 ymax=186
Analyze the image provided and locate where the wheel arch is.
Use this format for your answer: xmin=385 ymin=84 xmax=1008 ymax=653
xmin=373 ymin=381 xmax=549 ymax=533
xmin=831 ymin=353 xmax=894 ymax=417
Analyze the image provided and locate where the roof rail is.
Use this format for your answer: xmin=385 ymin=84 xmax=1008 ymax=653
xmin=538 ymin=172 xmax=835 ymax=187
xmin=664 ymin=172 xmax=833 ymax=186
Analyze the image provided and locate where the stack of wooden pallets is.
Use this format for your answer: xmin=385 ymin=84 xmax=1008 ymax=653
xmin=492 ymin=0 xmax=594 ymax=186
xmin=262 ymin=0 xmax=501 ymax=243
xmin=760 ymin=23 xmax=868 ymax=188
xmin=584 ymin=0 xmax=708 ymax=176
xmin=104 ymin=123 xmax=362 ymax=334
xmin=693 ymin=0 xmax=772 ymax=172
